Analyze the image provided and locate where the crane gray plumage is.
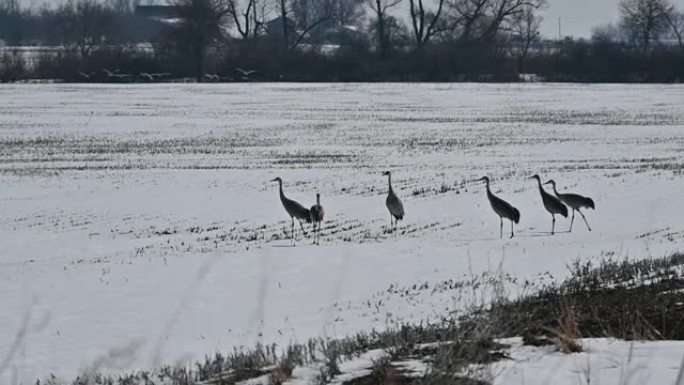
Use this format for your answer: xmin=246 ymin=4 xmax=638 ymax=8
xmin=271 ymin=177 xmax=311 ymax=242
xmin=544 ymin=180 xmax=594 ymax=232
xmin=478 ymin=176 xmax=520 ymax=238
xmin=531 ymin=174 xmax=567 ymax=235
xmin=382 ymin=171 xmax=404 ymax=233
xmin=310 ymin=193 xmax=325 ymax=245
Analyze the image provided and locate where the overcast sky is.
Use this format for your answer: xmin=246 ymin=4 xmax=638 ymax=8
xmin=541 ymin=0 xmax=684 ymax=38
xmin=21 ymin=0 xmax=684 ymax=39
xmin=541 ymin=0 xmax=619 ymax=38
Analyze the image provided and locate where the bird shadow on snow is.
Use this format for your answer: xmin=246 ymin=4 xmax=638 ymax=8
xmin=519 ymin=230 xmax=572 ymax=237
xmin=451 ymin=230 xmax=572 ymax=242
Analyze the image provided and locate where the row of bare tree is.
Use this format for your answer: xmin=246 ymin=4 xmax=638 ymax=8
xmin=617 ymin=0 xmax=684 ymax=50
xmin=1 ymin=0 xmax=548 ymax=53
xmin=2 ymin=0 xmax=684 ymax=82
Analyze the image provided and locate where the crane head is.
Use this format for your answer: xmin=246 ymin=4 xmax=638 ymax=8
xmin=530 ymin=174 xmax=541 ymax=181
xmin=382 ymin=171 xmax=391 ymax=176
xmin=543 ymin=179 xmax=555 ymax=187
xmin=270 ymin=177 xmax=282 ymax=183
xmin=477 ymin=176 xmax=489 ymax=183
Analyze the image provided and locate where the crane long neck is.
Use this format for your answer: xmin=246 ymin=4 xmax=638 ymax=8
xmin=316 ymin=195 xmax=320 ymax=205
xmin=387 ymin=175 xmax=393 ymax=193
xmin=485 ymin=180 xmax=494 ymax=199
xmin=535 ymin=178 xmax=547 ymax=196
xmin=278 ymin=180 xmax=285 ymax=200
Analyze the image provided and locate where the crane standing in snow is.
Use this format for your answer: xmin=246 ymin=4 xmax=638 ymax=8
xmin=477 ymin=176 xmax=521 ymax=238
xmin=310 ymin=193 xmax=325 ymax=245
xmin=544 ymin=180 xmax=595 ymax=232
xmin=531 ymin=174 xmax=568 ymax=235
xmin=271 ymin=177 xmax=311 ymax=243
xmin=382 ymin=171 xmax=404 ymax=233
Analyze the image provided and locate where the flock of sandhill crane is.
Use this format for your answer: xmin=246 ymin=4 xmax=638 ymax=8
xmin=77 ymin=68 xmax=259 ymax=82
xmin=272 ymin=172 xmax=595 ymax=244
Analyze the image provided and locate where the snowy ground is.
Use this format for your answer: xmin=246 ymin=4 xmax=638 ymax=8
xmin=281 ymin=338 xmax=684 ymax=385
xmin=0 ymin=83 xmax=683 ymax=383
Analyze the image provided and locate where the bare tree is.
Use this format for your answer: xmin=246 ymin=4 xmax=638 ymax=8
xmin=328 ymin=0 xmax=365 ymax=26
xmin=480 ymin=0 xmax=545 ymax=41
xmin=408 ymin=0 xmax=446 ymax=49
xmin=448 ymin=0 xmax=489 ymax=41
xmin=668 ymin=10 xmax=684 ymax=48
xmin=106 ymin=0 xmax=133 ymax=13
xmin=445 ymin=0 xmax=545 ymax=42
xmin=368 ymin=0 xmax=403 ymax=56
xmin=619 ymin=0 xmax=673 ymax=51
xmin=291 ymin=0 xmax=361 ymax=27
xmin=0 ymin=0 xmax=23 ymax=44
xmin=173 ymin=0 xmax=231 ymax=80
xmin=591 ymin=23 xmax=625 ymax=43
xmin=0 ymin=0 xmax=19 ymax=14
xmin=227 ymin=0 xmax=268 ymax=41
xmin=277 ymin=0 xmax=332 ymax=51
xmin=509 ymin=4 xmax=540 ymax=73
xmin=55 ymin=0 xmax=113 ymax=57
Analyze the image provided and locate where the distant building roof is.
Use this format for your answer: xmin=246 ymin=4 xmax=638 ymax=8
xmin=265 ymin=16 xmax=298 ymax=37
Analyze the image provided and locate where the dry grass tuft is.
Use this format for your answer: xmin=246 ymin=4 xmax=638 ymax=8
xmin=545 ymin=300 xmax=583 ymax=353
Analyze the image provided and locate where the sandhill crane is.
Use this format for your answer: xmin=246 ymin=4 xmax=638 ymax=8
xmin=310 ymin=193 xmax=325 ymax=245
xmin=544 ymin=180 xmax=595 ymax=232
xmin=138 ymin=72 xmax=155 ymax=82
xmin=271 ymin=177 xmax=311 ymax=242
xmin=102 ymin=69 xmax=131 ymax=82
xmin=235 ymin=68 xmax=258 ymax=81
xmin=382 ymin=171 xmax=404 ymax=233
xmin=477 ymin=176 xmax=520 ymax=238
xmin=531 ymin=174 xmax=568 ymax=235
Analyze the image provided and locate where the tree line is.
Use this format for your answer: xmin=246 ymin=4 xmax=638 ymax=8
xmin=1 ymin=0 xmax=683 ymax=82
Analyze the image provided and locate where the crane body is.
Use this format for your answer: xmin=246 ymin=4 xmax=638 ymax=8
xmin=271 ymin=177 xmax=311 ymax=243
xmin=478 ymin=176 xmax=520 ymax=238
xmin=544 ymin=180 xmax=594 ymax=232
xmin=382 ymin=171 xmax=404 ymax=233
xmin=310 ymin=193 xmax=325 ymax=245
xmin=531 ymin=174 xmax=567 ymax=235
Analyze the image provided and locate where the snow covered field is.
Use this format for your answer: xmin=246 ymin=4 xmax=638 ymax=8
xmin=1 ymin=83 xmax=683 ymax=383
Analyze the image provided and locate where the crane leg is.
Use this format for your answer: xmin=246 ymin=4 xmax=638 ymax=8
xmin=291 ymin=217 xmax=295 ymax=243
xmin=298 ymin=219 xmax=307 ymax=237
xmin=389 ymin=215 xmax=393 ymax=234
xmin=499 ymin=216 xmax=503 ymax=239
xmin=551 ymin=214 xmax=555 ymax=235
xmin=318 ymin=221 xmax=323 ymax=244
xmin=510 ymin=220 xmax=514 ymax=238
xmin=569 ymin=210 xmax=575 ymax=232
xmin=579 ymin=210 xmax=592 ymax=231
